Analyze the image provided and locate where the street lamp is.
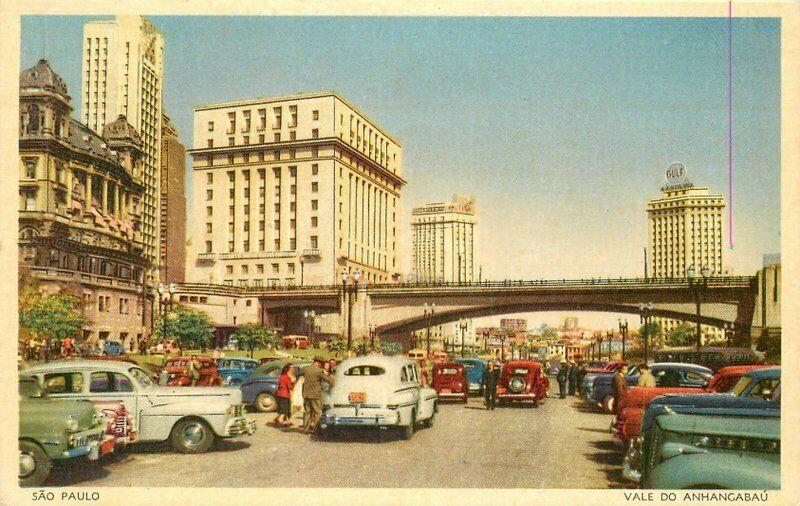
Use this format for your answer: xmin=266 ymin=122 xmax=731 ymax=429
xmin=618 ymin=318 xmax=629 ymax=362
xmin=458 ymin=318 xmax=468 ymax=357
xmin=341 ymin=268 xmax=353 ymax=350
xmin=639 ymin=302 xmax=654 ymax=364
xmin=606 ymin=330 xmax=614 ymax=360
xmin=157 ymin=283 xmax=178 ymax=351
xmin=687 ymin=265 xmax=709 ymax=350
xmin=423 ymin=302 xmax=436 ymax=357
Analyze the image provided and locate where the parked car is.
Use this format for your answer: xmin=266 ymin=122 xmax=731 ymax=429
xmin=612 ymin=365 xmax=771 ymax=446
xmin=431 ymin=362 xmax=468 ymax=402
xmin=653 ymin=346 xmax=764 ymax=372
xmin=80 ymin=355 xmax=161 ymax=382
xmin=103 ymin=340 xmax=125 ymax=356
xmin=584 ymin=363 xmax=712 ymax=413
xmin=217 ymin=357 xmax=260 ymax=385
xmin=623 ymin=367 xmax=780 ymax=484
xmin=23 ymin=360 xmax=256 ymax=454
xmin=583 ymin=360 xmax=609 ymax=373
xmin=18 ymin=375 xmax=113 ymax=486
xmin=455 ymin=358 xmax=487 ymax=395
xmin=239 ymin=360 xmax=311 ymax=412
xmin=163 ymin=356 xmax=223 ymax=386
xmin=281 ymin=335 xmax=309 ymax=349
xmin=642 ymin=400 xmax=780 ymax=489
xmin=320 ymin=355 xmax=437 ymax=440
xmin=496 ymin=360 xmax=549 ymax=406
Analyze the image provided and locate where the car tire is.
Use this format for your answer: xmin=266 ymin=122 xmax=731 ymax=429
xmin=400 ymin=411 xmax=416 ymax=440
xmin=602 ymin=395 xmax=615 ymax=414
xmin=423 ymin=406 xmax=436 ymax=428
xmin=255 ymin=392 xmax=278 ymax=413
xmin=170 ymin=418 xmax=215 ymax=454
xmin=19 ymin=440 xmax=51 ymax=487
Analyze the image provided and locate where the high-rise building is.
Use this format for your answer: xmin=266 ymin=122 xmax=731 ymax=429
xmin=160 ymin=112 xmax=186 ymax=283
xmin=411 ymin=195 xmax=477 ymax=350
xmin=185 ymin=92 xmax=404 ymax=287
xmin=82 ymin=15 xmax=164 ymax=286
xmin=411 ymin=195 xmax=476 ymax=284
xmin=647 ymin=163 xmax=726 ymax=343
xmin=19 ymin=59 xmax=149 ymax=350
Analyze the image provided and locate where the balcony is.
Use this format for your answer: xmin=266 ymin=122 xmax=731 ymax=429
xmin=302 ymin=249 xmax=321 ymax=258
xmin=197 ymin=252 xmax=217 ymax=263
xmin=217 ymin=250 xmax=295 ymax=260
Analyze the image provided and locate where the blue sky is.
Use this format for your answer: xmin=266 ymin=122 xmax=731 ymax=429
xmin=21 ymin=16 xmax=780 ymax=329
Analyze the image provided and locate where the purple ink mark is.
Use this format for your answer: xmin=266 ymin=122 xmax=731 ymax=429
xmin=728 ymin=0 xmax=734 ymax=250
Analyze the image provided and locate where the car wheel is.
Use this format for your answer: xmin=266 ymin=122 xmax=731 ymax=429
xmin=255 ymin=392 xmax=277 ymax=413
xmin=602 ymin=395 xmax=615 ymax=414
xmin=423 ymin=406 xmax=436 ymax=428
xmin=19 ymin=440 xmax=51 ymax=487
xmin=170 ymin=418 xmax=215 ymax=454
xmin=400 ymin=411 xmax=416 ymax=440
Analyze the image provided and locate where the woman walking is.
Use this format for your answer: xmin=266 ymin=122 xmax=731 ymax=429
xmin=275 ymin=364 xmax=295 ymax=427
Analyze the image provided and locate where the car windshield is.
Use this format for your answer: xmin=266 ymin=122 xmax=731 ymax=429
xmin=730 ymin=375 xmax=753 ymax=396
xmin=19 ymin=379 xmax=44 ymax=398
xmin=218 ymin=359 xmax=241 ymax=369
xmin=129 ymin=367 xmax=155 ymax=388
xmin=344 ymin=366 xmax=385 ymax=376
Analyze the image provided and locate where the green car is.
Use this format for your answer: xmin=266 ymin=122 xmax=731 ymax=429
xmin=643 ymin=411 xmax=780 ymax=489
xmin=18 ymin=376 xmax=108 ymax=487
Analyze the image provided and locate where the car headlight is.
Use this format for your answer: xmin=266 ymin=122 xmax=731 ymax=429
xmin=66 ymin=414 xmax=80 ymax=432
xmin=92 ymin=410 xmax=104 ymax=427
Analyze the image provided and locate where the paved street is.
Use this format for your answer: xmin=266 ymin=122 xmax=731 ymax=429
xmin=47 ymin=386 xmax=633 ymax=489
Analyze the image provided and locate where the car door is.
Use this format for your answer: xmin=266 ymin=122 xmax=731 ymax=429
xmin=87 ymin=370 xmax=139 ymax=430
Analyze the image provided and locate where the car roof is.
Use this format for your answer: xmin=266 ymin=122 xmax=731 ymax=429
xmin=649 ymin=362 xmax=713 ymax=373
xmin=219 ymin=357 xmax=259 ymax=363
xmin=23 ymin=359 xmax=136 ymax=373
xmin=744 ymin=367 xmax=781 ymax=379
xmin=338 ymin=354 xmax=414 ymax=371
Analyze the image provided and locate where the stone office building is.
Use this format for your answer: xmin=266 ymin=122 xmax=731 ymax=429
xmin=19 ymin=59 xmax=149 ymax=350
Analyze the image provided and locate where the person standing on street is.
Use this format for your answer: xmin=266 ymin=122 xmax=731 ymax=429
xmin=556 ymin=359 xmax=568 ymax=399
xmin=612 ymin=364 xmax=629 ymax=414
xmin=576 ymin=360 xmax=587 ymax=395
xmin=275 ymin=363 xmax=295 ymax=427
xmin=188 ymin=355 xmax=201 ymax=386
xmin=637 ymin=363 xmax=657 ymax=387
xmin=301 ymin=356 xmax=334 ymax=434
xmin=568 ymin=359 xmax=577 ymax=396
xmin=481 ymin=360 xmax=500 ymax=410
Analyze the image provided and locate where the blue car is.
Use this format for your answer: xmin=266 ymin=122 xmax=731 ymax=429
xmin=103 ymin=340 xmax=125 ymax=356
xmin=455 ymin=358 xmax=487 ymax=395
xmin=217 ymin=357 xmax=260 ymax=386
xmin=240 ymin=360 xmax=311 ymax=412
xmin=585 ymin=363 xmax=713 ymax=413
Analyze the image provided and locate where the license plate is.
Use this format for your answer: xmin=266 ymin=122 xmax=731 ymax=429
xmin=349 ymin=392 xmax=366 ymax=403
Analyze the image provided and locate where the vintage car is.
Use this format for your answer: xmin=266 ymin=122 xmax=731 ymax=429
xmin=623 ymin=367 xmax=781 ymax=484
xmin=431 ymin=362 xmax=468 ymax=402
xmin=612 ymin=364 xmax=771 ymax=446
xmin=18 ymin=375 xmax=113 ymax=486
xmin=320 ymin=355 xmax=438 ymax=440
xmin=583 ymin=363 xmax=712 ymax=413
xmin=281 ymin=335 xmax=309 ymax=349
xmin=496 ymin=360 xmax=549 ymax=406
xmin=103 ymin=340 xmax=125 ymax=356
xmin=163 ymin=356 xmax=223 ymax=386
xmin=217 ymin=357 xmax=260 ymax=385
xmin=23 ymin=360 xmax=256 ymax=454
xmin=455 ymin=358 xmax=487 ymax=395
xmin=239 ymin=360 xmax=311 ymax=412
xmin=80 ymin=355 xmax=161 ymax=382
xmin=641 ymin=400 xmax=780 ymax=489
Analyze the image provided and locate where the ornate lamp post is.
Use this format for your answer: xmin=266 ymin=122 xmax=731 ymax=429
xmin=606 ymin=330 xmax=614 ymax=360
xmin=458 ymin=318 xmax=468 ymax=357
xmin=423 ymin=302 xmax=435 ymax=357
xmin=687 ymin=265 xmax=709 ymax=350
xmin=157 ymin=283 xmax=177 ymax=350
xmin=341 ymin=268 xmax=352 ymax=349
xmin=639 ymin=302 xmax=654 ymax=363
xmin=618 ymin=318 xmax=629 ymax=362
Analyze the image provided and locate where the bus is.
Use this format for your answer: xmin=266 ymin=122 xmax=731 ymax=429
xmin=653 ymin=346 xmax=764 ymax=372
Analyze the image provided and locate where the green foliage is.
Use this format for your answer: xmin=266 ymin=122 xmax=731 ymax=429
xmin=19 ymin=288 xmax=86 ymax=344
xmin=230 ymin=323 xmax=278 ymax=358
xmin=665 ymin=323 xmax=696 ymax=347
xmin=155 ymin=305 xmax=214 ymax=351
xmin=541 ymin=327 xmax=559 ymax=340
xmin=380 ymin=341 xmax=403 ymax=356
xmin=328 ymin=339 xmax=348 ymax=358
xmin=353 ymin=341 xmax=371 ymax=356
xmin=639 ymin=322 xmax=661 ymax=342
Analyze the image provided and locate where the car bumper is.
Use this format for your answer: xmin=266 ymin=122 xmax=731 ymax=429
xmin=622 ymin=439 xmax=642 ymax=483
xmin=223 ymin=416 xmax=257 ymax=437
xmin=467 ymin=383 xmax=482 ymax=393
xmin=62 ymin=427 xmax=106 ymax=460
xmin=320 ymin=407 xmax=401 ymax=428
xmin=498 ymin=393 xmax=539 ymax=400
xmin=437 ymin=391 xmax=467 ymax=399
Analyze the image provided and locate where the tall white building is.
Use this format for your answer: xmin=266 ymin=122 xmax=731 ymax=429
xmin=82 ymin=15 xmax=164 ymax=285
xmin=647 ymin=163 xmax=726 ymax=343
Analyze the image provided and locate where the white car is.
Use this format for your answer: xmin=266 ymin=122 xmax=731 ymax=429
xmin=23 ymin=360 xmax=256 ymax=454
xmin=320 ymin=355 xmax=437 ymax=440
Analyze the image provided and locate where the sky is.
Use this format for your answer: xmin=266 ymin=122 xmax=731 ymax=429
xmin=20 ymin=16 xmax=781 ymax=330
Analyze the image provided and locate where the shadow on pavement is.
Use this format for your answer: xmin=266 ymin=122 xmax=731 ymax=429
xmin=584 ymin=438 xmax=633 ymax=489
xmin=578 ymin=427 xmax=611 ymax=434
xmin=46 ymin=459 xmax=111 ymax=486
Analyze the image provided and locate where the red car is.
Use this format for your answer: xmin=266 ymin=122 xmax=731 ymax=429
xmin=587 ymin=360 xmax=627 ymax=374
xmin=163 ymin=356 xmax=223 ymax=386
xmin=432 ymin=362 xmax=468 ymax=402
xmin=612 ymin=364 xmax=771 ymax=445
xmin=497 ymin=360 xmax=549 ymax=406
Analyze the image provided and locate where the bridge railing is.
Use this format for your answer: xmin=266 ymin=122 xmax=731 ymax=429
xmin=175 ymin=276 xmax=755 ymax=295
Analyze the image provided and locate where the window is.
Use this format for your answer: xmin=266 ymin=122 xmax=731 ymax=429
xmin=206 ymin=189 xmax=213 ymax=201
xmin=207 ymin=155 xmax=214 ymax=167
xmin=288 ymin=263 xmax=295 ymax=274
xmin=43 ymin=372 xmax=84 ymax=394
xmin=312 ymin=164 xmax=319 ymax=175
xmin=205 ymin=241 xmax=213 ymax=253
xmin=274 ymin=132 xmax=281 ymax=142
xmin=311 ymin=182 xmax=318 ymax=193
xmin=289 ymin=131 xmax=296 ymax=141
xmin=90 ymin=372 xmax=133 ymax=393
xmin=207 ymin=173 xmax=213 ymax=184
xmin=207 ymin=139 xmax=214 ymax=148
xmin=257 ymin=264 xmax=264 ymax=274
xmin=311 ymin=199 xmax=318 ymax=211
xmin=228 ymin=241 xmax=234 ymax=252
xmin=243 ymin=110 xmax=251 ymax=132
xmin=242 ymin=265 xmax=249 ymax=274
xmin=258 ymin=108 xmax=266 ymax=130
xmin=244 ymin=221 xmax=250 ymax=231
xmin=228 ymin=154 xmax=235 ymax=165
xmin=345 ymin=366 xmax=385 ymax=376
xmin=273 ymin=107 xmax=282 ymax=128
xmin=312 ymin=110 xmax=319 ymax=120
xmin=226 ymin=265 xmax=234 ymax=274
xmin=312 ymin=128 xmax=319 ymax=139
xmin=289 ymin=105 xmax=297 ymax=127
xmin=310 ymin=236 xmax=318 ymax=248
xmin=227 ymin=112 xmax=236 ymax=134
xmin=272 ymin=263 xmax=279 ymax=274
xmin=208 ymin=121 xmax=215 ymax=131
xmin=24 ymin=160 xmax=37 ymax=179
xmin=228 ymin=137 xmax=234 ymax=147
xmin=311 ymin=216 xmax=318 ymax=227
xmin=289 ymin=149 xmax=296 ymax=159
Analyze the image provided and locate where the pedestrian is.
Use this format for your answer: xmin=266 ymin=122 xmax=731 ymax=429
xmin=576 ymin=360 xmax=587 ymax=395
xmin=637 ymin=363 xmax=657 ymax=387
xmin=481 ymin=360 xmax=500 ymax=410
xmin=612 ymin=364 xmax=629 ymax=414
xmin=556 ymin=359 xmax=568 ymax=399
xmin=300 ymin=356 xmax=334 ymax=434
xmin=188 ymin=355 xmax=201 ymax=387
xmin=568 ymin=359 xmax=577 ymax=396
xmin=275 ymin=363 xmax=295 ymax=427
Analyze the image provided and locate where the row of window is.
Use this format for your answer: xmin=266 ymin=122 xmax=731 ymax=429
xmin=204 ymin=236 xmax=318 ymax=254
xmin=210 ymin=105 xmax=316 ymax=134
xmin=225 ymin=262 xmax=297 ymax=276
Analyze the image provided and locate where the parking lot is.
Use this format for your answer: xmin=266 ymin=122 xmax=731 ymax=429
xmin=46 ymin=387 xmax=633 ymax=489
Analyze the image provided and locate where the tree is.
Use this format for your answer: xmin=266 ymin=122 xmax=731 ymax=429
xmin=230 ymin=323 xmax=278 ymax=358
xmin=639 ymin=321 xmax=662 ymax=355
xmin=665 ymin=323 xmax=695 ymax=347
xmin=353 ymin=341 xmax=371 ymax=356
xmin=19 ymin=287 xmax=87 ymax=351
xmin=155 ymin=305 xmax=214 ymax=351
xmin=328 ymin=339 xmax=347 ymax=359
xmin=541 ymin=327 xmax=559 ymax=340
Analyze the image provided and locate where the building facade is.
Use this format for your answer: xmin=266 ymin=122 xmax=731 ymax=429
xmin=185 ymin=92 xmax=404 ymax=289
xmin=19 ymin=59 xmax=149 ymax=350
xmin=82 ymin=15 xmax=164 ymax=287
xmin=411 ymin=195 xmax=476 ymax=284
xmin=647 ymin=164 xmax=726 ymax=342
xmin=500 ymin=318 xmax=527 ymax=332
xmin=159 ymin=112 xmax=186 ymax=283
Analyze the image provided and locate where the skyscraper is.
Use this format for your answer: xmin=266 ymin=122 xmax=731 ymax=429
xmin=647 ymin=163 xmax=726 ymax=343
xmin=82 ymin=15 xmax=164 ymax=286
xmin=160 ymin=112 xmax=186 ymax=284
